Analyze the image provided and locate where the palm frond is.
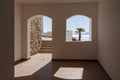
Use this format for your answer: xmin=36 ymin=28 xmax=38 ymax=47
xmin=76 ymin=27 xmax=85 ymax=32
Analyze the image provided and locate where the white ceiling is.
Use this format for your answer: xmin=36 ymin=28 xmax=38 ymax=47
xmin=16 ymin=0 xmax=98 ymax=4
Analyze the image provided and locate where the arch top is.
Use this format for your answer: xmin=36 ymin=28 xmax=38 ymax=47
xmin=66 ymin=14 xmax=92 ymax=20
xmin=28 ymin=14 xmax=53 ymax=20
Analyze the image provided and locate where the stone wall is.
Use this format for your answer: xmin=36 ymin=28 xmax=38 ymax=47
xmin=30 ymin=16 xmax=42 ymax=55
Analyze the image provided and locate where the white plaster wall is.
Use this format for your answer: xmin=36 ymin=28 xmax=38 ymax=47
xmin=14 ymin=1 xmax=22 ymax=61
xmin=98 ymin=0 xmax=120 ymax=79
xmin=22 ymin=3 xmax=98 ymax=59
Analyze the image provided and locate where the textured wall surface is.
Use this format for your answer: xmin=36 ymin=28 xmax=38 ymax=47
xmin=30 ymin=16 xmax=42 ymax=55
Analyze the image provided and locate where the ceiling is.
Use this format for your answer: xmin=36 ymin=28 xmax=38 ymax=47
xmin=16 ymin=0 xmax=98 ymax=4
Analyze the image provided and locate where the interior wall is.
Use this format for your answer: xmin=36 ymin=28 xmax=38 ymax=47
xmin=14 ymin=1 xmax=22 ymax=61
xmin=22 ymin=3 xmax=98 ymax=59
xmin=0 ymin=0 xmax=14 ymax=79
xmin=98 ymin=0 xmax=120 ymax=79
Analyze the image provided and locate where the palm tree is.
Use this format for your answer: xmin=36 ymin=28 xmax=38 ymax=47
xmin=76 ymin=27 xmax=85 ymax=41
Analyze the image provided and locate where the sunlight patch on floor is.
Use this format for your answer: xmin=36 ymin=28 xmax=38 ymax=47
xmin=14 ymin=53 xmax=52 ymax=77
xmin=54 ymin=67 xmax=84 ymax=79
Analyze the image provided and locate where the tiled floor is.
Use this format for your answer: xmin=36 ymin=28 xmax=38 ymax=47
xmin=14 ymin=54 xmax=111 ymax=80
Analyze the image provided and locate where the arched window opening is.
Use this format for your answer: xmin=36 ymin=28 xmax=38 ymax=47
xmin=66 ymin=15 xmax=92 ymax=42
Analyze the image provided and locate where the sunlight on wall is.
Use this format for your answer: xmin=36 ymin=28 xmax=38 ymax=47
xmin=54 ymin=67 xmax=84 ymax=79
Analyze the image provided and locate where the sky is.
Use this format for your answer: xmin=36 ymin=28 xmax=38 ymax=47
xmin=67 ymin=15 xmax=90 ymax=34
xmin=43 ymin=15 xmax=91 ymax=34
xmin=43 ymin=16 xmax=52 ymax=33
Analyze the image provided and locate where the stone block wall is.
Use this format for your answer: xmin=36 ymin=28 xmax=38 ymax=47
xmin=30 ymin=16 xmax=42 ymax=55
